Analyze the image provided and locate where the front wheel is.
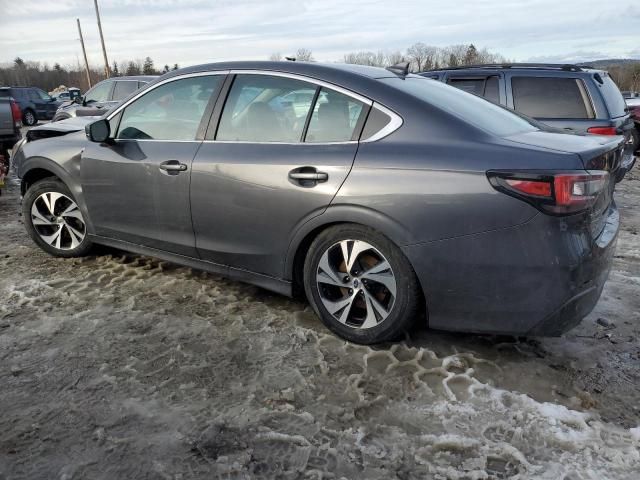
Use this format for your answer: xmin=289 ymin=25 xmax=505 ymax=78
xmin=22 ymin=178 xmax=93 ymax=257
xmin=304 ymin=224 xmax=422 ymax=344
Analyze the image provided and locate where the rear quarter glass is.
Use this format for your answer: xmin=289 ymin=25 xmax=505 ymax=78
xmin=599 ymin=75 xmax=627 ymax=118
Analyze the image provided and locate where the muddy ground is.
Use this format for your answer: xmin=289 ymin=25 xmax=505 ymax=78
xmin=0 ymin=152 xmax=639 ymax=479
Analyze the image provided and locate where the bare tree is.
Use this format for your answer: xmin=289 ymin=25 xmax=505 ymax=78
xmin=269 ymin=52 xmax=282 ymax=61
xmin=406 ymin=43 xmax=438 ymax=72
xmin=343 ymin=51 xmax=387 ymax=67
xmin=295 ymin=48 xmax=314 ymax=62
xmin=386 ymin=51 xmax=405 ymax=66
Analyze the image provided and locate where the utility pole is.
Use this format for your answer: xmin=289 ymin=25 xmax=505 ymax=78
xmin=94 ymin=0 xmax=110 ymax=77
xmin=76 ymin=18 xmax=92 ymax=89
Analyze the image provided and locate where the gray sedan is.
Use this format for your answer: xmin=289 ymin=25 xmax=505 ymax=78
xmin=12 ymin=61 xmax=627 ymax=343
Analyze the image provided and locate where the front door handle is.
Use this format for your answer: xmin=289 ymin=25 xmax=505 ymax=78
xmin=288 ymin=167 xmax=328 ymax=187
xmin=159 ymin=160 xmax=188 ymax=174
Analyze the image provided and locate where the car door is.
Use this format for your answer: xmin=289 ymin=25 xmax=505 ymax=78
xmin=191 ymin=72 xmax=370 ymax=277
xmin=107 ymin=80 xmax=140 ymax=111
xmin=81 ymin=73 xmax=226 ymax=257
xmin=82 ymin=80 xmax=114 ymax=115
xmin=27 ymin=89 xmax=46 ymax=118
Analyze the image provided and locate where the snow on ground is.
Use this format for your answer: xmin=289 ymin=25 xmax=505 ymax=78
xmin=0 ymin=157 xmax=639 ymax=479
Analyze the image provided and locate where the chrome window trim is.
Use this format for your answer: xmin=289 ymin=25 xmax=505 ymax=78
xmin=362 ymin=102 xmax=403 ymax=142
xmin=106 ymin=70 xmax=230 ymax=121
xmin=201 ymin=140 xmax=358 ymax=146
xmin=106 ymin=68 xmax=404 ymax=144
xmin=228 ymin=69 xmax=373 ymax=107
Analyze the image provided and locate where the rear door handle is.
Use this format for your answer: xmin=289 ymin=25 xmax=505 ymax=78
xmin=159 ymin=160 xmax=188 ymax=174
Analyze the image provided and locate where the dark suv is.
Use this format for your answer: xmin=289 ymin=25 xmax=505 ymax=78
xmin=421 ymin=64 xmax=637 ymax=160
xmin=0 ymin=86 xmax=60 ymax=126
xmin=53 ymin=76 xmax=157 ymax=122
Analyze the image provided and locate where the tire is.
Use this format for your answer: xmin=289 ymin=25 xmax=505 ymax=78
xmin=22 ymin=108 xmax=37 ymax=126
xmin=22 ymin=178 xmax=93 ymax=258
xmin=304 ymin=224 xmax=421 ymax=344
xmin=632 ymin=127 xmax=640 ymax=153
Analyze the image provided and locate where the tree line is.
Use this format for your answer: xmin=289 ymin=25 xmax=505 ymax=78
xmin=0 ymin=56 xmax=179 ymax=93
xmin=270 ymin=44 xmax=507 ymax=72
xmin=2 ymin=44 xmax=639 ymax=94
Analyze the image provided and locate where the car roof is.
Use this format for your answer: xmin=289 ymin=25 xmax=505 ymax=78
xmin=102 ymin=75 xmax=158 ymax=82
xmin=163 ymin=61 xmax=405 ymax=81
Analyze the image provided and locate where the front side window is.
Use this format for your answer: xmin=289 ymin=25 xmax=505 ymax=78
xmin=112 ymin=81 xmax=139 ymax=101
xmin=217 ymin=75 xmax=316 ymax=142
xmin=85 ymin=81 xmax=113 ymax=103
xmin=511 ymin=76 xmax=593 ymax=119
xmin=116 ymin=75 xmax=222 ymax=141
xmin=35 ymin=89 xmax=51 ymax=101
xmin=305 ymin=88 xmax=365 ymax=142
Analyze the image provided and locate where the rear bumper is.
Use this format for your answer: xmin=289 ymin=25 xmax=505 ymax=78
xmin=402 ymin=205 xmax=619 ymax=336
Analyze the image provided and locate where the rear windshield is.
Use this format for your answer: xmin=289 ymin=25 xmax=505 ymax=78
xmin=0 ymin=90 xmax=10 ymax=98
xmin=380 ymin=77 xmax=538 ymax=137
xmin=600 ymin=74 xmax=627 ymax=118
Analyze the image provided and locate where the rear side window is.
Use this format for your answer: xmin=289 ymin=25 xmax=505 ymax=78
xmin=448 ymin=76 xmax=500 ymax=103
xmin=511 ymin=77 xmax=593 ymax=119
xmin=112 ymin=81 xmax=139 ymax=101
xmin=599 ymin=74 xmax=627 ymax=118
xmin=305 ymin=88 xmax=365 ymax=142
xmin=448 ymin=78 xmax=484 ymax=95
xmin=217 ymin=75 xmax=316 ymax=142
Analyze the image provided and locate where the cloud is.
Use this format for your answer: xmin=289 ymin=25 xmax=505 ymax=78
xmin=0 ymin=0 xmax=638 ymax=67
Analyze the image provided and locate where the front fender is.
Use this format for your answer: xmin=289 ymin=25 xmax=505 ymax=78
xmin=18 ymin=152 xmax=94 ymax=234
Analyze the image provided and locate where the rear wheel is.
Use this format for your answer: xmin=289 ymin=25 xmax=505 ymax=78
xmin=22 ymin=178 xmax=92 ymax=257
xmin=304 ymin=224 xmax=421 ymax=344
xmin=22 ymin=109 xmax=37 ymax=126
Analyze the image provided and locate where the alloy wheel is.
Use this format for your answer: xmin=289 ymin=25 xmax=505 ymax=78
xmin=31 ymin=192 xmax=86 ymax=250
xmin=316 ymin=240 xmax=397 ymax=329
xmin=24 ymin=111 xmax=35 ymax=125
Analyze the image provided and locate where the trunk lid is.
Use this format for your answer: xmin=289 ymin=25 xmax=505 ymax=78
xmin=505 ymin=130 xmax=625 ymax=238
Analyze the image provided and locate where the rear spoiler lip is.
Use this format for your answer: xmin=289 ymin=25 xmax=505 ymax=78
xmin=577 ymin=136 xmax=631 ymax=182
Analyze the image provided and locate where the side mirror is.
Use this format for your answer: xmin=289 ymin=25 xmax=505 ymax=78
xmin=86 ymin=119 xmax=111 ymax=143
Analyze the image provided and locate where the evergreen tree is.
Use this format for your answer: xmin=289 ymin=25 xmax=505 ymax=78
xmin=143 ymin=57 xmax=155 ymax=75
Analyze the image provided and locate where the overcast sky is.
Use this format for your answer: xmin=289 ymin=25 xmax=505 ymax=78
xmin=0 ymin=0 xmax=638 ymax=69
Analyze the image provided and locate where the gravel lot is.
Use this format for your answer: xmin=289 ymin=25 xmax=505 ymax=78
xmin=0 ymin=144 xmax=639 ymax=479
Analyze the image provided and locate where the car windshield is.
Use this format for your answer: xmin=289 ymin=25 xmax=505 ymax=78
xmin=380 ymin=76 xmax=539 ymax=137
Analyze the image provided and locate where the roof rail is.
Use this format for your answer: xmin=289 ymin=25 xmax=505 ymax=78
xmin=424 ymin=63 xmax=596 ymax=73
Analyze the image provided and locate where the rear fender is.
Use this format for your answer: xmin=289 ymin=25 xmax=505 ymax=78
xmin=284 ymin=204 xmax=414 ymax=280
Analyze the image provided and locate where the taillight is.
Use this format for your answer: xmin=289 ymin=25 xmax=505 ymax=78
xmin=587 ymin=126 xmax=617 ymax=135
xmin=488 ymin=171 xmax=609 ymax=215
xmin=10 ymin=100 xmax=21 ymax=127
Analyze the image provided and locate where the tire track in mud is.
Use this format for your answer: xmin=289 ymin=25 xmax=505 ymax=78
xmin=1 ymin=172 xmax=640 ymax=479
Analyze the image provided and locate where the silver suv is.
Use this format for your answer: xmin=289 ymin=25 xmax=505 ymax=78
xmin=52 ymin=76 xmax=157 ymax=122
